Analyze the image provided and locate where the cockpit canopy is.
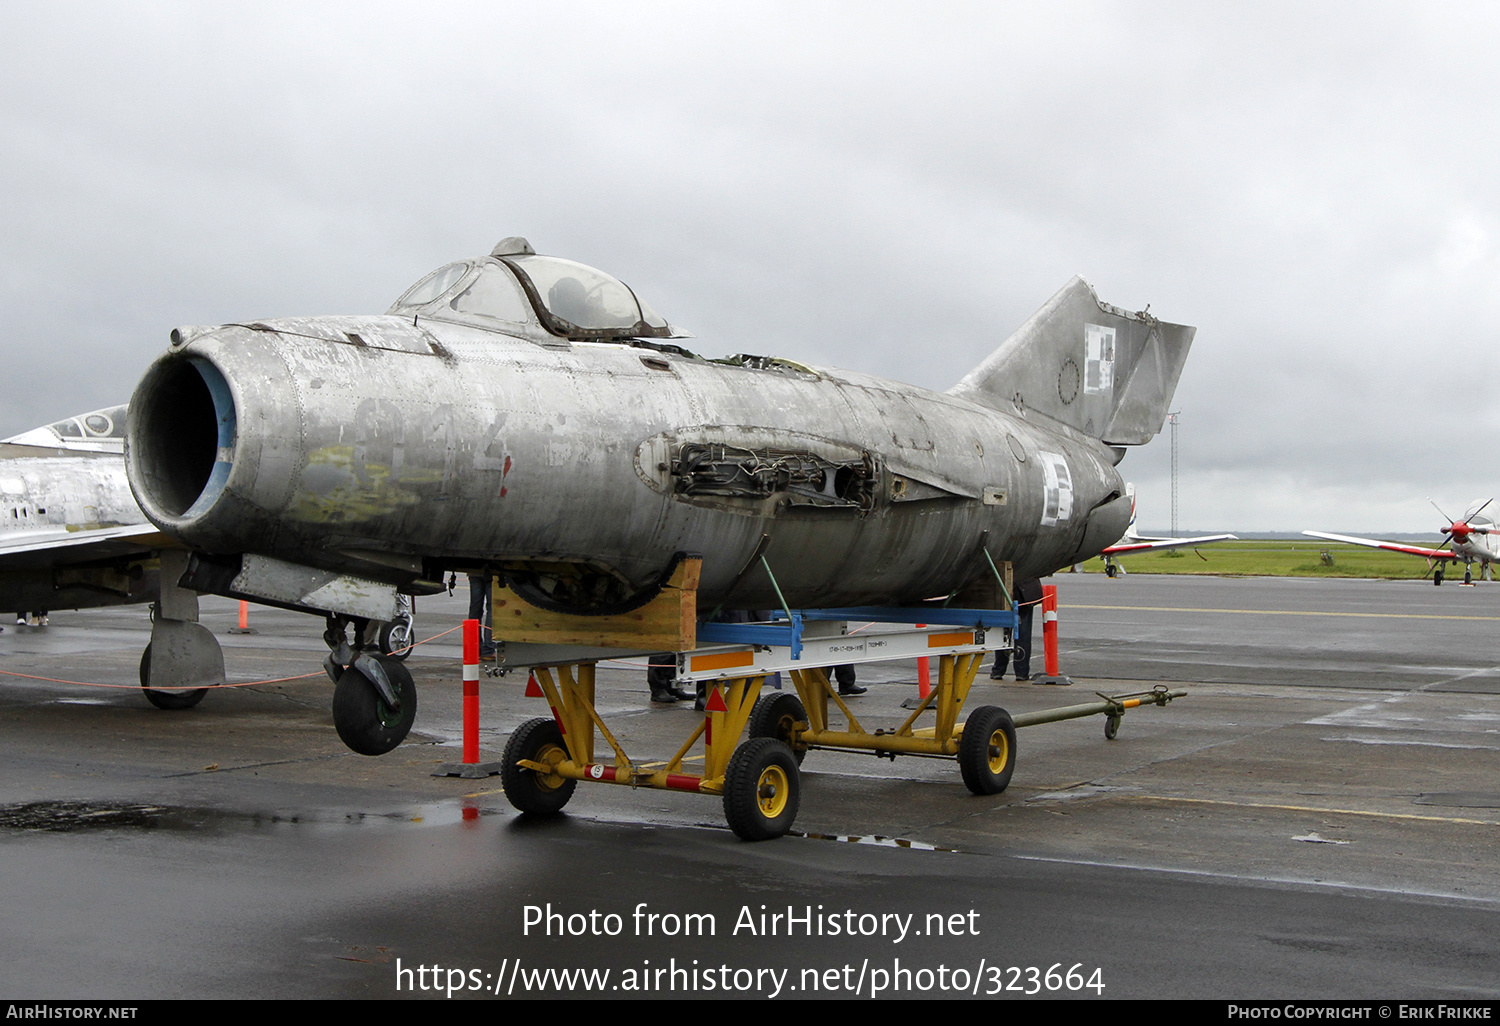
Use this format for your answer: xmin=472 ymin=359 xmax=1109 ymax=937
xmin=3 ymin=404 xmax=128 ymax=454
xmin=388 ymin=237 xmax=681 ymax=341
xmin=1461 ymin=499 xmax=1496 ymax=529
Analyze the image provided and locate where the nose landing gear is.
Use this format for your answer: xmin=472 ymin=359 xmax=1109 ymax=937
xmin=324 ymin=614 xmax=417 ymax=755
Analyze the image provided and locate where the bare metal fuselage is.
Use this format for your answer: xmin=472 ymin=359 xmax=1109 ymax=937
xmin=129 ymin=316 xmax=1131 ymax=612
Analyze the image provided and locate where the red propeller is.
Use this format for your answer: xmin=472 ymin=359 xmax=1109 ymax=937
xmin=1431 ymin=498 xmax=1494 ymax=548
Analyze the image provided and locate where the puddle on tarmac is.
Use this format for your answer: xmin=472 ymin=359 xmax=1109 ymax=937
xmin=0 ymin=799 xmax=494 ymax=834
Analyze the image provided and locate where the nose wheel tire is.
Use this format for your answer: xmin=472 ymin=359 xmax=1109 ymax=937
xmin=138 ymin=642 xmax=208 ymax=710
xmin=378 ymin=615 xmax=415 ymax=661
xmin=748 ymin=692 xmax=808 ymax=765
xmin=501 ymin=717 xmax=577 ymax=815
xmin=959 ymin=706 xmax=1017 ymax=795
xmin=332 ymin=656 xmax=417 ymax=755
xmin=723 ymin=738 xmax=801 ymax=841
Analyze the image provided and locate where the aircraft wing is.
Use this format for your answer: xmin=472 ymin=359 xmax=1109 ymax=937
xmin=1300 ymin=531 xmax=1459 ymax=561
xmin=1102 ymin=533 xmax=1237 ymax=555
xmin=0 ymin=523 xmax=173 ymax=572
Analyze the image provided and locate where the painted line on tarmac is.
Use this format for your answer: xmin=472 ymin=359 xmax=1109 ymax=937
xmin=1321 ymin=735 xmax=1500 ymax=751
xmin=1118 ymin=793 xmax=1500 ymax=827
xmin=1065 ymin=603 xmax=1500 ymax=621
xmin=1010 ymin=852 xmax=1500 ymax=906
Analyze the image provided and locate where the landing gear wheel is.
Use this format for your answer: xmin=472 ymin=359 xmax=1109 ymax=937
xmin=748 ymin=692 xmax=808 ymax=765
xmin=959 ymin=705 xmax=1017 ymax=795
xmin=722 ymin=738 xmax=800 ymax=841
xmin=1435 ymin=567 xmax=1444 ymax=586
xmin=500 ymin=717 xmax=576 ymax=815
xmin=378 ymin=616 xmax=414 ymax=661
xmin=138 ymin=642 xmax=208 ymax=710
xmin=1105 ymin=563 xmax=1118 ymax=578
xmin=1104 ymin=713 xmax=1121 ymax=740
xmin=1465 ymin=569 xmax=1474 ymax=585
xmin=332 ymin=656 xmax=417 ymax=755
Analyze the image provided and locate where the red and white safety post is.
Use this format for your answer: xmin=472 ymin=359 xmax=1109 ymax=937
xmin=1035 ymin=584 xmax=1073 ymax=686
xmin=916 ymin=622 xmax=931 ymax=699
xmin=462 ymin=617 xmax=480 ymax=762
xmin=434 ymin=617 xmax=502 ymax=778
xmin=228 ymin=599 xmax=256 ymax=634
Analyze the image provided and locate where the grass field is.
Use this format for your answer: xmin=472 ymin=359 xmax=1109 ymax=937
xmin=1077 ymin=539 xmax=1458 ymax=579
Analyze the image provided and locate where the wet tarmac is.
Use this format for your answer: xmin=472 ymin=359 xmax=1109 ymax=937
xmin=2 ymin=578 xmax=1499 ymax=999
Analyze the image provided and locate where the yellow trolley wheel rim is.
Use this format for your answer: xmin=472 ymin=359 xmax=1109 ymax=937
xmin=756 ymin=764 xmax=790 ymax=818
xmin=987 ymin=730 xmax=1010 ymax=774
xmin=534 ymin=742 xmax=569 ymax=792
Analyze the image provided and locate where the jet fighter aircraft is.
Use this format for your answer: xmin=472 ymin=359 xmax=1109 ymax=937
xmin=0 ymin=406 xmax=163 ymax=618
xmin=0 ymin=405 xmax=200 ymax=705
xmin=1097 ymin=483 xmax=1237 ymax=576
xmin=126 ymin=237 xmax=1197 ymax=755
xmin=1304 ymin=498 xmax=1500 ymax=585
xmin=0 ymin=405 xmax=413 ymax=709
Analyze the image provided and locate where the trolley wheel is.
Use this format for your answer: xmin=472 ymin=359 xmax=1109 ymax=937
xmin=138 ymin=642 xmax=208 ymax=710
xmin=959 ymin=705 xmax=1017 ymax=795
xmin=331 ymin=656 xmax=417 ymax=755
xmin=722 ymin=737 xmax=800 ymax=841
xmin=1104 ymin=713 xmax=1121 ymax=740
xmin=748 ymin=691 xmax=808 ymax=765
xmin=501 ymin=717 xmax=576 ymax=815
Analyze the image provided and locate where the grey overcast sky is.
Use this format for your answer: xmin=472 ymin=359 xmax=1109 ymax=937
xmin=2 ymin=1 xmax=1496 ymax=533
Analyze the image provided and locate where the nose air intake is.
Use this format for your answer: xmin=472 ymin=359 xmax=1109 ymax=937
xmin=129 ymin=356 xmax=236 ymax=521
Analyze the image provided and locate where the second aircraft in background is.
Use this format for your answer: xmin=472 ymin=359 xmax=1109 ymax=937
xmin=1097 ymin=483 xmax=1237 ymax=576
xmin=1304 ymin=499 xmax=1499 ymax=586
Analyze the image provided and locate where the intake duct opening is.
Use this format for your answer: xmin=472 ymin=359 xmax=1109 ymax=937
xmin=130 ymin=356 xmax=235 ymax=520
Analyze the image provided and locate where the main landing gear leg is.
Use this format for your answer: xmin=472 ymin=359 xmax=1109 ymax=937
xmin=140 ymin=549 xmax=221 ymax=710
xmin=324 ymin=614 xmax=417 ymax=755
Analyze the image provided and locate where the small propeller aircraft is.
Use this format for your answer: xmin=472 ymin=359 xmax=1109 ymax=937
xmin=1097 ymin=483 xmax=1236 ymax=576
xmin=1303 ymin=498 xmax=1499 ymax=586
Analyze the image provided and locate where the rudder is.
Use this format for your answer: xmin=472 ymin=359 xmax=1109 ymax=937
xmin=948 ymin=276 xmax=1195 ymax=445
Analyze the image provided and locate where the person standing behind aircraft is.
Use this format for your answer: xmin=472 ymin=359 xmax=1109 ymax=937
xmin=991 ymin=577 xmax=1042 ymax=682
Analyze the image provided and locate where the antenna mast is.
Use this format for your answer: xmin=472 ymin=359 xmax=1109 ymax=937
xmin=1168 ymin=410 xmax=1181 ymax=537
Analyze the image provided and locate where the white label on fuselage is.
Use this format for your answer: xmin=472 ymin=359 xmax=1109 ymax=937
xmin=1038 ymin=452 xmax=1073 ymax=526
xmin=1084 ymin=324 xmax=1115 ymax=394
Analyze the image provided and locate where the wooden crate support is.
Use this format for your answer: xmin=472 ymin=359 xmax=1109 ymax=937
xmin=490 ymin=558 xmax=700 ymax=651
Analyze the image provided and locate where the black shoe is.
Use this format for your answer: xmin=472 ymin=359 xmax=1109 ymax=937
xmin=650 ymin=689 xmax=679 ymax=704
xmin=989 ymin=671 xmax=1004 ymax=680
xmin=838 ymin=683 xmax=868 ymax=696
xmin=670 ymin=686 xmax=695 ymax=701
xmin=1015 ymin=675 xmax=1031 ymax=682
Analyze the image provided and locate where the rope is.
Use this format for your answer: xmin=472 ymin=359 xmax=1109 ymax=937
xmin=0 ymin=623 xmax=467 ymax=691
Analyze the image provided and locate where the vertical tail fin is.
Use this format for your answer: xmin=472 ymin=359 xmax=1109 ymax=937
xmin=948 ymin=277 xmax=1195 ymax=445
